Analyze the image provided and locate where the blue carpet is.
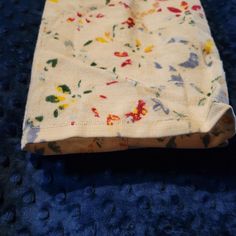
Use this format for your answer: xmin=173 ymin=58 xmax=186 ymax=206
xmin=0 ymin=0 xmax=236 ymax=235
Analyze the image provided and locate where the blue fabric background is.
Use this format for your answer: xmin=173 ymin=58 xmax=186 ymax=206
xmin=0 ymin=0 xmax=236 ymax=235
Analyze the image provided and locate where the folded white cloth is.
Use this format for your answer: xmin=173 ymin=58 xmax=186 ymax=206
xmin=21 ymin=0 xmax=236 ymax=155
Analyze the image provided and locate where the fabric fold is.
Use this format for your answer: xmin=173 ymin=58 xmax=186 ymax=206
xmin=21 ymin=0 xmax=235 ymax=155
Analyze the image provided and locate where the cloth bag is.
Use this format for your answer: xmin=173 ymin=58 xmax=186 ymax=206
xmin=21 ymin=0 xmax=236 ymax=155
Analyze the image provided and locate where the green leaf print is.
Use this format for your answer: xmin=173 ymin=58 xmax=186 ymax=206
xmin=90 ymin=62 xmax=97 ymax=66
xmin=35 ymin=116 xmax=44 ymax=122
xmin=57 ymin=84 xmax=71 ymax=94
xmin=46 ymin=95 xmax=61 ymax=103
xmin=83 ymin=40 xmax=93 ymax=46
xmin=83 ymin=90 xmax=92 ymax=94
xmin=106 ymin=0 xmax=111 ymax=5
xmin=112 ymin=24 xmax=118 ymax=37
xmin=47 ymin=58 xmax=58 ymax=68
xmin=54 ymin=109 xmax=59 ymax=118
xmin=44 ymin=79 xmax=94 ymax=119
xmin=211 ymin=76 xmax=222 ymax=83
xmin=58 ymin=105 xmax=67 ymax=110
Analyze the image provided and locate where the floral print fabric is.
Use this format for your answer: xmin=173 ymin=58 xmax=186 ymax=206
xmin=21 ymin=0 xmax=235 ymax=155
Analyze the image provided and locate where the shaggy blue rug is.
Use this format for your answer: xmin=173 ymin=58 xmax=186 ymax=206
xmin=0 ymin=0 xmax=236 ymax=235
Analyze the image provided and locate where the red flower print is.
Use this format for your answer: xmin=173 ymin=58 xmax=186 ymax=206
xmin=107 ymin=114 xmax=120 ymax=125
xmin=68 ymin=10 xmax=105 ymax=29
xmin=96 ymin=13 xmax=105 ymax=18
xmin=106 ymin=81 xmax=118 ymax=86
xmin=121 ymin=59 xmax=132 ymax=67
xmin=192 ymin=5 xmax=201 ymax=11
xmin=167 ymin=7 xmax=182 ymax=13
xmin=91 ymin=107 xmax=100 ymax=117
xmin=125 ymin=100 xmax=148 ymax=123
xmin=167 ymin=2 xmax=202 ymax=15
xmin=99 ymin=95 xmax=107 ymax=99
xmin=122 ymin=17 xmax=135 ymax=28
xmin=114 ymin=52 xmax=129 ymax=57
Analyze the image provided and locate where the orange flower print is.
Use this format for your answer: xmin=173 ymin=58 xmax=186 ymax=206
xmin=67 ymin=17 xmax=75 ymax=22
xmin=114 ymin=52 xmax=129 ymax=57
xmin=181 ymin=1 xmax=189 ymax=10
xmin=125 ymin=100 xmax=148 ymax=123
xmin=107 ymin=114 xmax=120 ymax=125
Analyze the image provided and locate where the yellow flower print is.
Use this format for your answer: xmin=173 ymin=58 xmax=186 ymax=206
xmin=202 ymin=39 xmax=214 ymax=67
xmin=96 ymin=32 xmax=113 ymax=43
xmin=135 ymin=39 xmax=154 ymax=53
xmin=135 ymin=39 xmax=141 ymax=48
xmin=96 ymin=37 xmax=108 ymax=43
xmin=144 ymin=45 xmax=154 ymax=53
xmin=203 ymin=39 xmax=214 ymax=55
xmin=104 ymin=32 xmax=112 ymax=40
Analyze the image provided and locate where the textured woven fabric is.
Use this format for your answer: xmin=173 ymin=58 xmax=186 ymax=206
xmin=21 ymin=0 xmax=235 ymax=155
